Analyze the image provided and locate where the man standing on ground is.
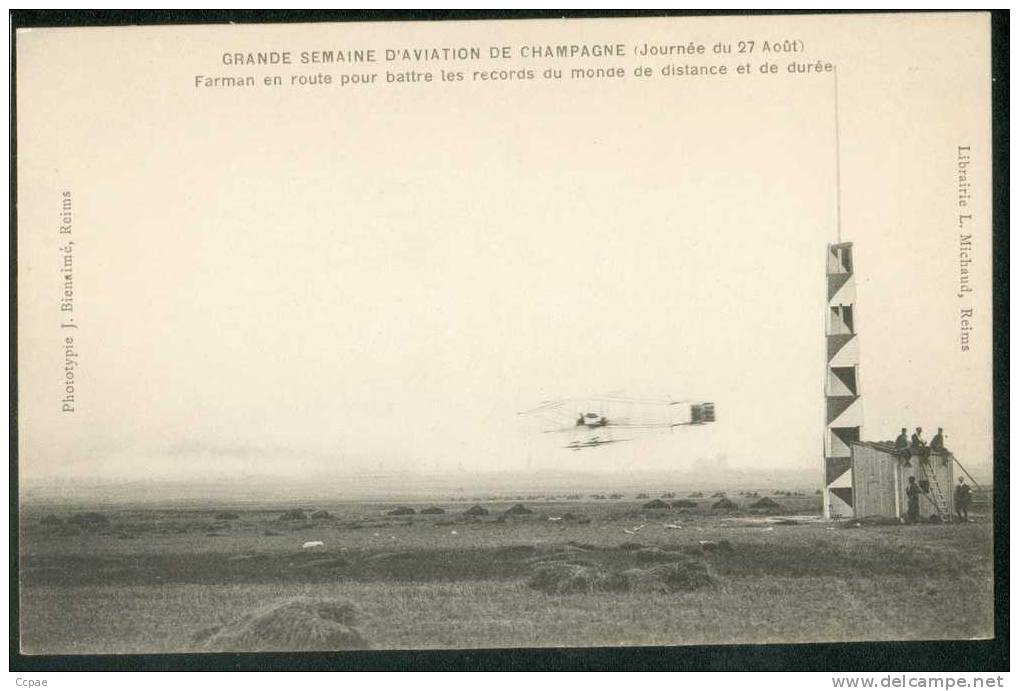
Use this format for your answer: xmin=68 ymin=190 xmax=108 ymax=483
xmin=954 ymin=476 xmax=972 ymax=522
xmin=905 ymin=476 xmax=921 ymax=524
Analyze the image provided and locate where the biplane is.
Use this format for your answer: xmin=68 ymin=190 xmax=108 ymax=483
xmin=519 ymin=395 xmax=715 ymax=449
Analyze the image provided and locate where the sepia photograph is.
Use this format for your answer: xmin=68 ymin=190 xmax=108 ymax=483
xmin=11 ymin=10 xmax=1005 ymax=670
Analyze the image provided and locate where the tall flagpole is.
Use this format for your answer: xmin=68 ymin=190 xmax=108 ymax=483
xmin=834 ymin=66 xmax=842 ymax=244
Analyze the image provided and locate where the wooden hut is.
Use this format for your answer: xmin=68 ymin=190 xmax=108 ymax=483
xmin=848 ymin=441 xmax=956 ymax=521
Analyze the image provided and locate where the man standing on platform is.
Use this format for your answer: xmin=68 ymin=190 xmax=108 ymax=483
xmin=895 ymin=428 xmax=911 ymax=466
xmin=910 ymin=427 xmax=927 ymax=451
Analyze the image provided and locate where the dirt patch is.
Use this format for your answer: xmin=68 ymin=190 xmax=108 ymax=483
xmin=843 ymin=515 xmax=903 ymax=527
xmin=527 ymin=562 xmax=628 ymax=593
xmin=528 ymin=558 xmax=714 ymax=594
xmin=493 ymin=544 xmax=539 ymax=556
xmin=286 ymin=558 xmax=350 ymax=572
xmin=622 ymin=561 xmax=715 ymax=592
xmin=68 ymin=513 xmax=109 ymax=528
xmin=635 ymin=547 xmax=686 ymax=564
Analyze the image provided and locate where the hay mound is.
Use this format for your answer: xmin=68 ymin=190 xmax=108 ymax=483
xmin=642 ymin=498 xmax=671 ymax=510
xmin=40 ymin=514 xmax=64 ymax=526
xmin=310 ymin=510 xmax=334 ymax=520
xmin=711 ymin=498 xmax=738 ymax=510
xmin=420 ymin=506 xmax=446 ymax=515
xmin=505 ymin=503 xmax=533 ymax=515
xmin=385 ymin=507 xmax=415 ymax=516
xmin=195 ymin=598 xmax=369 ymax=652
xmin=699 ymin=539 xmax=734 ymax=553
xmin=750 ymin=497 xmax=781 ymax=510
xmin=278 ymin=509 xmax=308 ymax=521
xmin=671 ymin=499 xmax=698 ymax=509
xmin=464 ymin=504 xmax=489 ymax=516
xmin=214 ymin=511 xmax=240 ymax=520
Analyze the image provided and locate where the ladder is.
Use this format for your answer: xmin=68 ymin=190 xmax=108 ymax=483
xmin=917 ymin=454 xmax=950 ymax=520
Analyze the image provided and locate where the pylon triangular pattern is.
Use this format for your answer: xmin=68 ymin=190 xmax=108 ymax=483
xmin=827 ymin=371 xmax=853 ymax=397
xmin=827 ymin=395 xmax=858 ymax=424
xmin=825 ymin=456 xmax=852 ymax=485
xmin=828 ymin=272 xmax=851 ymax=301
xmin=830 ymin=487 xmax=853 ymax=507
xmin=827 ymin=334 xmax=855 ymax=362
xmin=824 ymin=242 xmax=860 ymax=521
xmin=830 ymin=277 xmax=857 ymax=306
xmin=831 ymin=426 xmax=860 ymax=447
xmin=829 ymin=398 xmax=863 ymax=427
xmin=831 ymin=367 xmax=857 ymax=395
xmin=829 ymin=307 xmax=851 ymax=335
xmin=828 ymin=247 xmax=848 ymax=274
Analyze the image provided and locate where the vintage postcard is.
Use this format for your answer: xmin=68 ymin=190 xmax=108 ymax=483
xmin=15 ymin=12 xmax=996 ymax=657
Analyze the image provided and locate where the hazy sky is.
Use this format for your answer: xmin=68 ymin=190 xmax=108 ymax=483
xmin=17 ymin=14 xmax=992 ymax=482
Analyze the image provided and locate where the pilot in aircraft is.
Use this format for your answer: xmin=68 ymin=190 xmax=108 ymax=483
xmin=575 ymin=412 xmax=608 ymax=428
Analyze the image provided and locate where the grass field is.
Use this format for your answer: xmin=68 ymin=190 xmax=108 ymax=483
xmin=19 ymin=491 xmax=994 ymax=654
